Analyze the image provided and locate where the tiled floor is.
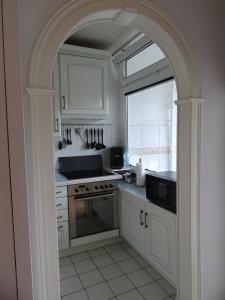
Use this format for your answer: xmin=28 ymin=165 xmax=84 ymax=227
xmin=59 ymin=240 xmax=176 ymax=300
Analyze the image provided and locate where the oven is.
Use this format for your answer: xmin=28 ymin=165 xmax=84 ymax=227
xmin=68 ymin=181 xmax=119 ymax=239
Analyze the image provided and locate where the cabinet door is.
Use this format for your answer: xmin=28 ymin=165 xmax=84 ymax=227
xmin=145 ymin=204 xmax=176 ymax=284
xmin=57 ymin=222 xmax=69 ymax=250
xmin=59 ymin=53 xmax=109 ymax=119
xmin=52 ymin=56 xmax=61 ymax=138
xmin=120 ymin=191 xmax=145 ymax=254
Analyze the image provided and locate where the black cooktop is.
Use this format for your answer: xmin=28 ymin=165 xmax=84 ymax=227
xmin=60 ymin=169 xmax=114 ymax=180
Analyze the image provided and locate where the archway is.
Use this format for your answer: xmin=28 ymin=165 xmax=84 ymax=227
xmin=26 ymin=1 xmax=203 ymax=299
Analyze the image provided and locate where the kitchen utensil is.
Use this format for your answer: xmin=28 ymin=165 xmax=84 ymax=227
xmin=74 ymin=128 xmax=85 ymax=143
xmin=66 ymin=128 xmax=70 ymax=144
xmin=123 ymin=172 xmax=134 ymax=184
xmin=69 ymin=128 xmax=72 ymax=145
xmin=90 ymin=128 xmax=94 ymax=148
xmin=86 ymin=128 xmax=89 ymax=149
xmin=62 ymin=126 xmax=67 ymax=147
xmin=96 ymin=128 xmax=101 ymax=150
xmin=58 ymin=140 xmax=63 ymax=150
xmin=101 ymin=128 xmax=106 ymax=149
xmin=93 ymin=128 xmax=97 ymax=148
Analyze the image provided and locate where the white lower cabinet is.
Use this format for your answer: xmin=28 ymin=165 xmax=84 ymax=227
xmin=145 ymin=205 xmax=176 ymax=284
xmin=120 ymin=189 xmax=176 ymax=285
xmin=121 ymin=191 xmax=145 ymax=254
xmin=57 ymin=222 xmax=69 ymax=250
xmin=55 ymin=186 xmax=69 ymax=250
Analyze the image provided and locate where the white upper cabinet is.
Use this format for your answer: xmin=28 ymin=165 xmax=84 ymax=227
xmin=59 ymin=45 xmax=110 ymax=119
xmin=52 ymin=56 xmax=61 ymax=138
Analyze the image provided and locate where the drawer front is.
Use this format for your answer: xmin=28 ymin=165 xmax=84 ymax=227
xmin=57 ymin=221 xmax=69 ymax=250
xmin=56 ymin=197 xmax=68 ymax=210
xmin=55 ymin=186 xmax=67 ymax=198
xmin=56 ymin=209 xmax=68 ymax=223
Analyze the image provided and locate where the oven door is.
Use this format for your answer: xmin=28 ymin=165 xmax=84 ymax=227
xmin=69 ymin=191 xmax=119 ymax=239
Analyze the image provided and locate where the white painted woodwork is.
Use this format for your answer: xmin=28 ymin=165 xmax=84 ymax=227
xmin=55 ymin=186 xmax=69 ymax=249
xmin=120 ymin=190 xmax=146 ymax=254
xmin=57 ymin=222 xmax=69 ymax=250
xmin=26 ymin=1 xmax=203 ymax=300
xmin=145 ymin=203 xmax=177 ymax=284
xmin=0 ymin=2 xmax=17 ymax=297
xmin=55 ymin=197 xmax=68 ymax=211
xmin=59 ymin=45 xmax=110 ymax=119
xmin=55 ymin=186 xmax=67 ymax=198
xmin=52 ymin=56 xmax=61 ymax=138
xmin=120 ymin=189 xmax=176 ymax=284
xmin=70 ymin=229 xmax=119 ymax=247
xmin=56 ymin=209 xmax=68 ymax=223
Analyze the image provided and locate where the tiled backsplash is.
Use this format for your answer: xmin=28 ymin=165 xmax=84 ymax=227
xmin=54 ymin=124 xmax=123 ymax=170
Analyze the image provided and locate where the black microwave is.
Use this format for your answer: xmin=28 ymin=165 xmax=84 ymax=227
xmin=146 ymin=171 xmax=176 ymax=213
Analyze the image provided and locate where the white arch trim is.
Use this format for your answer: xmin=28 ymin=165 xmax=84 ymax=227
xmin=26 ymin=1 xmax=204 ymax=300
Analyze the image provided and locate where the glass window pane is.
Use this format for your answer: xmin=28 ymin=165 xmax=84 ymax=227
xmin=127 ymin=43 xmax=165 ymax=76
xmin=127 ymin=80 xmax=177 ymax=172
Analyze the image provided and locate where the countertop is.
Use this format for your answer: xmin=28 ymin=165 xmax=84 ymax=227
xmin=117 ymin=180 xmax=147 ymax=202
xmin=55 ymin=171 xmax=122 ymax=186
xmin=118 ymin=180 xmax=176 ymax=214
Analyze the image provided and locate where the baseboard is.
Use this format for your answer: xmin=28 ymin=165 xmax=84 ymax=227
xmin=59 ymin=230 xmax=122 ymax=258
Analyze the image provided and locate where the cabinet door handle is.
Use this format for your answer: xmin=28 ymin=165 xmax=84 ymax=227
xmin=57 ymin=225 xmax=63 ymax=229
xmin=56 ymin=191 xmax=61 ymax=194
xmin=55 ymin=118 xmax=59 ymax=132
xmin=61 ymin=95 xmax=66 ymax=109
xmin=57 ymin=216 xmax=63 ymax=220
xmin=140 ymin=210 xmax=144 ymax=226
xmin=145 ymin=212 xmax=148 ymax=228
xmin=56 ymin=203 xmax=62 ymax=207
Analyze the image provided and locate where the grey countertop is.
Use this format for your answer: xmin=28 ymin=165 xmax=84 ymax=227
xmin=117 ymin=180 xmax=147 ymax=201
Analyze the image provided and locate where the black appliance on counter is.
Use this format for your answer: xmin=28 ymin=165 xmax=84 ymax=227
xmin=58 ymin=155 xmax=114 ymax=180
xmin=110 ymin=147 xmax=124 ymax=169
xmin=146 ymin=171 xmax=176 ymax=213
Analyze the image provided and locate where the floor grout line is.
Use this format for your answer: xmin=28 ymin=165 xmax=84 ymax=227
xmin=60 ymin=241 xmax=176 ymax=299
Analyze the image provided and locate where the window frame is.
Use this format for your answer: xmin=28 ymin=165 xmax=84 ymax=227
xmin=113 ymin=35 xmax=170 ymax=86
xmin=125 ymin=77 xmax=176 ymax=171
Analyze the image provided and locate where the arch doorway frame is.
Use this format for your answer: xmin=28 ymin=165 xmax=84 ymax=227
xmin=26 ymin=1 xmax=204 ymax=299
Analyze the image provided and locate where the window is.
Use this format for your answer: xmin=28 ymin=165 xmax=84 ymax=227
xmin=127 ymin=79 xmax=177 ymax=172
xmin=126 ymin=43 xmax=165 ymax=76
xmin=116 ymin=41 xmax=165 ymax=79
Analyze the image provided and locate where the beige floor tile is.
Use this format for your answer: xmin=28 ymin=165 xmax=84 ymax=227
xmin=118 ymin=258 xmax=141 ymax=274
xmin=127 ymin=269 xmax=154 ymax=288
xmin=86 ymin=282 xmax=114 ymax=300
xmin=99 ymin=263 xmax=123 ymax=280
xmin=139 ymin=282 xmax=167 ymax=300
xmin=79 ymin=269 xmax=104 ymax=288
xmin=107 ymin=275 xmax=134 ymax=296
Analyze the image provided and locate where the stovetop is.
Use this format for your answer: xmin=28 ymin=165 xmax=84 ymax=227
xmin=59 ymin=169 xmax=114 ymax=180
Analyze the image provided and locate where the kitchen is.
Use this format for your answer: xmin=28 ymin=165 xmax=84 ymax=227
xmin=53 ymin=22 xmax=177 ymax=300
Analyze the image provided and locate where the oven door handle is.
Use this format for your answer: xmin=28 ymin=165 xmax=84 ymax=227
xmin=74 ymin=193 xmax=115 ymax=201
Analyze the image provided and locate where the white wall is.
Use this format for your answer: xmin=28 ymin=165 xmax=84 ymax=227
xmin=6 ymin=0 xmax=225 ymax=299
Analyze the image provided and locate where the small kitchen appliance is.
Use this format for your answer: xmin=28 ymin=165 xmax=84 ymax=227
xmin=146 ymin=171 xmax=176 ymax=213
xmin=110 ymin=147 xmax=124 ymax=169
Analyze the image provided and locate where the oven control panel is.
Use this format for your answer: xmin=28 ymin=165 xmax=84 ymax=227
xmin=68 ymin=181 xmax=117 ymax=196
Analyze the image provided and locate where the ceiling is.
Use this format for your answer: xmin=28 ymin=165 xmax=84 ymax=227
xmin=65 ymin=21 xmax=142 ymax=55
